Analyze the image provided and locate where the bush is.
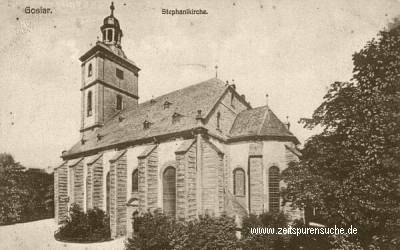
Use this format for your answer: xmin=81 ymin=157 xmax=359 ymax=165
xmin=181 ymin=215 xmax=238 ymax=250
xmin=54 ymin=204 xmax=110 ymax=242
xmin=240 ymin=212 xmax=290 ymax=250
xmin=125 ymin=211 xmax=239 ymax=250
xmin=126 ymin=210 xmax=175 ymax=250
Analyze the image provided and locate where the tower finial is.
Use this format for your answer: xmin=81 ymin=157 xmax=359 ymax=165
xmin=110 ymin=2 xmax=115 ymax=16
xmin=215 ymin=65 xmax=218 ymax=78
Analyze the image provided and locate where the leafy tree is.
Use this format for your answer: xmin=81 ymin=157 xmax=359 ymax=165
xmin=282 ymin=22 xmax=400 ymax=248
xmin=0 ymin=153 xmax=54 ymax=225
xmin=0 ymin=153 xmax=26 ymax=224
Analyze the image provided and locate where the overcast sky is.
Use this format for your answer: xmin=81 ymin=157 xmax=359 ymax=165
xmin=0 ymin=0 xmax=399 ymax=168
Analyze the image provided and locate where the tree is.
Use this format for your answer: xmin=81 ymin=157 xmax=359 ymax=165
xmin=0 ymin=153 xmax=26 ymax=224
xmin=282 ymin=22 xmax=400 ymax=248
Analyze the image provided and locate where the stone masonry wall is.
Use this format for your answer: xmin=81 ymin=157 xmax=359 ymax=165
xmin=175 ymin=142 xmax=197 ymax=220
xmin=110 ymin=152 xmax=127 ymax=238
xmin=55 ymin=163 xmax=68 ymax=223
xmin=201 ymin=141 xmax=223 ymax=216
xmin=146 ymin=147 xmax=158 ymax=211
xmin=92 ymin=156 xmax=104 ymax=209
xmin=73 ymin=161 xmax=85 ymax=209
xmin=86 ymin=163 xmax=93 ymax=210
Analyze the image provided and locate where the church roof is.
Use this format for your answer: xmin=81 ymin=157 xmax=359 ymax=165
xmin=229 ymin=106 xmax=299 ymax=143
xmin=64 ymin=78 xmax=228 ymax=158
xmin=63 ymin=78 xmax=299 ymax=159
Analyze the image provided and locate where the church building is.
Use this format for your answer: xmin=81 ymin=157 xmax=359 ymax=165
xmin=54 ymin=3 xmax=302 ymax=238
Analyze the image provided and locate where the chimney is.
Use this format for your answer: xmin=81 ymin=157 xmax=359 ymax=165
xmin=241 ymin=94 xmax=246 ymax=101
xmin=265 ymin=94 xmax=269 ymax=107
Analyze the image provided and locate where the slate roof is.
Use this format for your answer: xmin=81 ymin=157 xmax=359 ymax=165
xmin=229 ymin=106 xmax=299 ymax=144
xmin=63 ymin=78 xmax=299 ymax=159
xmin=64 ymin=78 xmax=228 ymax=157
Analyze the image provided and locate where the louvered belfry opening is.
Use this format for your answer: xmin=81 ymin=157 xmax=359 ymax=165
xmin=163 ymin=166 xmax=176 ymax=217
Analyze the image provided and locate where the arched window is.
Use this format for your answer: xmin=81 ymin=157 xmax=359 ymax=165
xmin=107 ymin=29 xmax=113 ymax=42
xmin=132 ymin=169 xmax=138 ymax=193
xmin=217 ymin=112 xmax=221 ymax=130
xmin=163 ymin=166 xmax=176 ymax=217
xmin=87 ymin=91 xmax=92 ymax=117
xmin=102 ymin=30 xmax=106 ymax=41
xmin=269 ymin=166 xmax=280 ymax=213
xmin=106 ymin=172 xmax=111 ymax=214
xmin=116 ymin=94 xmax=123 ymax=110
xmin=88 ymin=63 xmax=92 ymax=77
xmin=233 ymin=168 xmax=245 ymax=196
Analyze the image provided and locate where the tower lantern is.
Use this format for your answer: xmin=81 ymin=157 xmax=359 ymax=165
xmin=101 ymin=2 xmax=123 ymax=49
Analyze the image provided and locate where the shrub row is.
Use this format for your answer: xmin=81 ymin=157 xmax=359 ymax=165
xmin=126 ymin=211 xmax=362 ymax=250
xmin=54 ymin=204 xmax=111 ymax=243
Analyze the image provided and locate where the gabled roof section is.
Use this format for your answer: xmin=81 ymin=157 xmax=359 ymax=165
xmin=229 ymin=106 xmax=299 ymax=144
xmin=64 ymin=78 xmax=228 ymax=158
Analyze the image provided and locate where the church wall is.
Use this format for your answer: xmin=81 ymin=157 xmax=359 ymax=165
xmin=91 ymin=155 xmax=104 ymax=209
xmin=201 ymin=140 xmax=224 ymax=216
xmin=227 ymin=142 xmax=249 ymax=211
xmin=54 ymin=163 xmax=68 ymax=224
xmin=102 ymin=151 xmax=114 ymax=210
xmin=157 ymin=140 xmax=183 ymax=209
xmin=110 ymin=151 xmax=128 ymax=238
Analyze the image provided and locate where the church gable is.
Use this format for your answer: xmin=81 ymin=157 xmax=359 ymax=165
xmin=204 ymin=86 xmax=250 ymax=136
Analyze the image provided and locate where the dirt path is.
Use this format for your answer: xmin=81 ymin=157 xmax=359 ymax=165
xmin=0 ymin=219 xmax=124 ymax=250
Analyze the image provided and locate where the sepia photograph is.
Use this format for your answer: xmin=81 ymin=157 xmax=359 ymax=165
xmin=0 ymin=0 xmax=400 ymax=249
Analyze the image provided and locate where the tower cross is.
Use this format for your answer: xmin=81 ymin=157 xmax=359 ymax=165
xmin=110 ymin=2 xmax=115 ymax=16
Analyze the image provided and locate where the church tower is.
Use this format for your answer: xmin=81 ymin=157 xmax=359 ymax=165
xmin=79 ymin=2 xmax=140 ymax=138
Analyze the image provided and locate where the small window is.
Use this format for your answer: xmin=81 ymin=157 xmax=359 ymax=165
xmin=88 ymin=63 xmax=92 ymax=77
xmin=172 ymin=112 xmax=182 ymax=124
xmin=143 ymin=120 xmax=151 ymax=130
xmin=116 ymin=95 xmax=123 ymax=110
xmin=116 ymin=68 xmax=124 ymax=79
xmin=233 ymin=168 xmax=245 ymax=196
xmin=132 ymin=169 xmax=138 ymax=193
xmin=269 ymin=166 xmax=280 ymax=213
xmin=102 ymin=30 xmax=106 ymax=41
xmin=217 ymin=112 xmax=221 ymax=130
xmin=87 ymin=91 xmax=92 ymax=117
xmin=163 ymin=101 xmax=171 ymax=109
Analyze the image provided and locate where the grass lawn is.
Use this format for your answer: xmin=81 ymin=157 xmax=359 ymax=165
xmin=0 ymin=219 xmax=124 ymax=250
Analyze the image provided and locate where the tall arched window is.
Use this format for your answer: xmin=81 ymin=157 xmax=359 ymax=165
xmin=233 ymin=168 xmax=245 ymax=196
xmin=87 ymin=91 xmax=92 ymax=117
xmin=217 ymin=112 xmax=221 ymax=130
xmin=269 ymin=166 xmax=280 ymax=213
xmin=88 ymin=63 xmax=92 ymax=77
xmin=106 ymin=172 xmax=111 ymax=214
xmin=163 ymin=166 xmax=176 ymax=217
xmin=132 ymin=169 xmax=138 ymax=193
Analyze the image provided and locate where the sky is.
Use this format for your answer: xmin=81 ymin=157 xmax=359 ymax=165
xmin=0 ymin=0 xmax=399 ymax=168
